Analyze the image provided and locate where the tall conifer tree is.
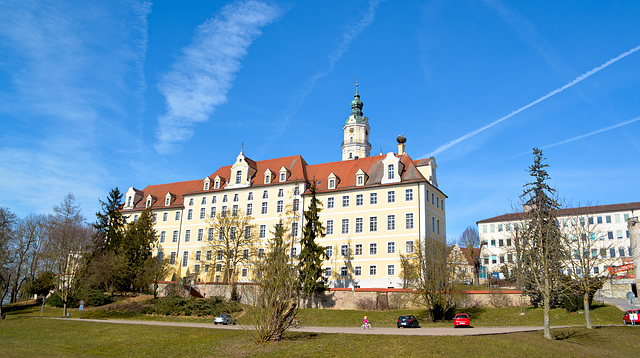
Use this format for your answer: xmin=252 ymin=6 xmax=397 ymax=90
xmin=298 ymin=181 xmax=326 ymax=307
xmin=95 ymin=188 xmax=125 ymax=253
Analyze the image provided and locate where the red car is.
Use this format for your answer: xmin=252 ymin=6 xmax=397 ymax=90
xmin=623 ymin=309 xmax=640 ymax=325
xmin=454 ymin=313 xmax=471 ymax=328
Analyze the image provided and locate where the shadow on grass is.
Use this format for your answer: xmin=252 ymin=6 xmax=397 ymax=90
xmin=3 ymin=300 xmax=41 ymax=315
xmin=553 ymin=328 xmax=588 ymax=341
xmin=284 ymin=331 xmax=319 ymax=341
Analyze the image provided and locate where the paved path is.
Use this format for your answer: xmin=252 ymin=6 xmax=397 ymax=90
xmin=46 ymin=317 xmax=574 ymax=336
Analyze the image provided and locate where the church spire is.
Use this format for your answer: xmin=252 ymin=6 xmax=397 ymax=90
xmin=342 ymin=77 xmax=371 ymax=161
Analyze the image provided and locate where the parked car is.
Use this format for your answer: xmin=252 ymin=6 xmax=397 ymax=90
xmin=453 ymin=313 xmax=471 ymax=328
xmin=623 ymin=309 xmax=640 ymax=325
xmin=214 ymin=314 xmax=237 ymax=325
xmin=397 ymin=315 xmax=420 ymax=328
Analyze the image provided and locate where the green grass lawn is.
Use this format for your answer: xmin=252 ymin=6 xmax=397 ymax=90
xmin=4 ymin=299 xmax=623 ymax=328
xmin=1 ymin=316 xmax=639 ymax=358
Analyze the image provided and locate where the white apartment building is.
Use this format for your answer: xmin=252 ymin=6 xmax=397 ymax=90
xmin=477 ymin=202 xmax=640 ymax=279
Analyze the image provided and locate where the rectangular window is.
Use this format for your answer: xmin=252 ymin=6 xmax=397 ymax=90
xmin=262 ymin=190 xmax=268 ymax=199
xmin=206 ymin=250 xmax=212 ymax=261
xmin=163 ymin=212 xmax=168 ymax=222
xmin=324 ymin=267 xmax=332 ymax=277
xmin=405 ymin=213 xmax=414 ymax=229
xmin=157 ymin=251 xmax=164 ymax=260
xmin=388 ymin=264 xmax=395 ymax=275
xmin=593 ymin=267 xmax=600 ymax=274
xmin=341 ymin=219 xmax=349 ymax=234
xmin=223 ymin=195 xmax=228 ymax=203
xmin=246 ymin=203 xmax=252 ymax=215
xmin=600 ymin=248 xmax=607 ymax=258
xmin=326 ymin=220 xmax=334 ymax=235
xmin=210 ymin=207 xmax=216 ymax=218
xmin=169 ymin=252 xmax=176 ymax=264
xmin=187 ymin=209 xmax=193 ymax=220
xmin=341 ymin=244 xmax=349 ymax=257
xmin=370 ymin=193 xmax=377 ymax=205
xmin=327 ymin=197 xmax=334 ymax=209
xmin=342 ymin=195 xmax=349 ymax=207
xmin=491 ymin=240 xmax=496 ymax=247
xmin=278 ymin=188 xmax=284 ymax=197
xmin=355 ymin=218 xmax=363 ymax=233
xmin=221 ymin=206 xmax=227 ymax=218
xmin=215 ymin=264 xmax=222 ymax=272
xmin=606 ymin=215 xmax=612 ymax=223
xmin=610 ymin=248 xmax=616 ymax=258
xmin=369 ymin=243 xmax=377 ymax=255
xmin=208 ymin=228 xmax=214 ymax=240
xmin=232 ymin=205 xmax=238 ymax=216
xmin=619 ymin=248 xmax=625 ymax=257
xmin=247 ymin=192 xmax=253 ymax=201
xmin=159 ymin=231 xmax=166 ymax=243
xmin=491 ymin=255 xmax=497 ymax=264
xmin=195 ymin=250 xmax=201 ymax=261
xmin=325 ymin=246 xmax=333 ymax=258
xmin=172 ymin=230 xmax=178 ymax=243
xmin=199 ymin=208 xmax=206 ymax=219
xmin=483 ymin=256 xmax=489 ymax=265
xmin=294 ymin=186 xmax=300 ymax=196
xmin=290 ymin=247 xmax=297 ymax=258
xmin=387 ymin=190 xmax=395 ymax=203
xmin=498 ymin=239 xmax=504 ymax=247
xmin=437 ymin=219 xmax=440 ymax=235
xmin=369 ymin=217 xmax=377 ymax=232
xmin=217 ymin=250 xmax=223 ymax=261
xmin=597 ymin=216 xmax=603 ymax=224
xmin=258 ymin=248 xmax=265 ymax=259
xmin=276 ymin=200 xmax=283 ymax=213
xmin=261 ymin=202 xmax=268 ymax=214
xmin=293 ymin=199 xmax=299 ymax=211
xmin=355 ymin=266 xmax=362 ymax=276
xmin=175 ymin=211 xmax=180 ymax=221
xmin=608 ymin=231 xmax=614 ymax=240
xmin=506 ymin=238 xmax=512 ymax=246
xmin=356 ymin=194 xmax=363 ymax=206
xmin=197 ymin=228 xmax=203 ymax=241
xmin=405 ymin=241 xmax=414 ymax=253
xmin=387 ymin=215 xmax=395 ymax=230
xmin=405 ymin=188 xmax=413 ymax=201
xmin=185 ymin=230 xmax=191 ymax=242
xmin=355 ymin=244 xmax=363 ymax=255
xmin=387 ymin=241 xmax=395 ymax=254
xmin=243 ymin=249 xmax=249 ymax=260
xmin=507 ymin=253 xmax=513 ymax=263
xmin=369 ymin=265 xmax=377 ymax=276
xmin=259 ymin=225 xmax=266 ymax=238
xmin=244 ymin=226 xmax=251 ymax=239
xmin=291 ymin=222 xmax=298 ymax=237
xmin=182 ymin=251 xmax=188 ymax=267
xmin=241 ymin=268 xmax=248 ymax=277
xmin=340 ymin=266 xmax=348 ymax=277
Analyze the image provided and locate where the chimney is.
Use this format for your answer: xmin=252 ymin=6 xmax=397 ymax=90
xmin=397 ymin=135 xmax=406 ymax=156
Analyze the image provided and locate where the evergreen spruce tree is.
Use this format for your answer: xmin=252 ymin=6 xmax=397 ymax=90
xmin=298 ymin=181 xmax=326 ymax=307
xmin=94 ymin=188 xmax=125 ymax=253
xmin=517 ymin=148 xmax=563 ymax=340
xmin=123 ymin=208 xmax=157 ymax=291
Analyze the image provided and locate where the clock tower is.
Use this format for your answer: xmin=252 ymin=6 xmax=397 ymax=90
xmin=341 ymin=80 xmax=371 ymax=161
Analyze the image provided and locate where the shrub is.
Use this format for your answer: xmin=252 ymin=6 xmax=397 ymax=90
xmin=85 ymin=290 xmax=113 ymax=307
xmin=152 ymin=296 xmax=241 ymax=316
xmin=45 ymin=293 xmax=79 ymax=308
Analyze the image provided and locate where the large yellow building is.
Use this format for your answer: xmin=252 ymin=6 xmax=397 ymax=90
xmin=121 ymin=87 xmax=447 ymax=288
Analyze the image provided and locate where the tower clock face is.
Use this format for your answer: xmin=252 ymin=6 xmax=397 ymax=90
xmin=349 ymin=128 xmax=354 ymax=133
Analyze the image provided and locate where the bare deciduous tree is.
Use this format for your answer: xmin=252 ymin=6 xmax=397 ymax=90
xmin=10 ymin=214 xmax=47 ymax=303
xmin=0 ymin=207 xmax=18 ymax=319
xmin=42 ymin=194 xmax=95 ymax=317
xmin=459 ymin=226 xmax=484 ymax=286
xmin=205 ymin=209 xmax=257 ymax=299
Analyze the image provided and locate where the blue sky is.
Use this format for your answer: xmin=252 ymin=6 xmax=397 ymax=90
xmin=1 ymin=0 xmax=639 ymax=241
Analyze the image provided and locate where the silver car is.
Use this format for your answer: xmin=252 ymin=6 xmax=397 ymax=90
xmin=214 ymin=314 xmax=237 ymax=325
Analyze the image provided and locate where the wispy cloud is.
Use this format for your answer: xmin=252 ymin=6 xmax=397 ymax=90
xmin=426 ymin=44 xmax=640 ymax=158
xmin=542 ymin=116 xmax=640 ymax=150
xmin=154 ymin=0 xmax=281 ymax=154
xmin=258 ymin=0 xmax=385 ymax=155
xmin=0 ymin=0 xmax=151 ymax=217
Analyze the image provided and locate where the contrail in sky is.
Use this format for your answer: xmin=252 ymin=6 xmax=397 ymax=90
xmin=542 ymin=116 xmax=640 ymax=149
xmin=427 ymin=44 xmax=640 ymax=157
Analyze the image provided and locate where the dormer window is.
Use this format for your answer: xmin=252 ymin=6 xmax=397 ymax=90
xmin=357 ymin=175 xmax=364 ymax=186
xmin=388 ymin=164 xmax=395 ymax=180
xmin=265 ymin=173 xmax=271 ymax=184
xmin=146 ymin=198 xmax=152 ymax=208
xmin=204 ymin=182 xmax=209 ymax=190
xmin=127 ymin=196 xmax=132 ymax=208
xmin=165 ymin=197 xmax=171 ymax=206
xmin=280 ymin=172 xmax=286 ymax=182
xmin=235 ymin=170 xmax=242 ymax=184
xmin=214 ymin=179 xmax=220 ymax=189
xmin=328 ymin=179 xmax=335 ymax=189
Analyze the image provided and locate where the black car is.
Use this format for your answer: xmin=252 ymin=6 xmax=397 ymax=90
xmin=397 ymin=315 xmax=420 ymax=328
